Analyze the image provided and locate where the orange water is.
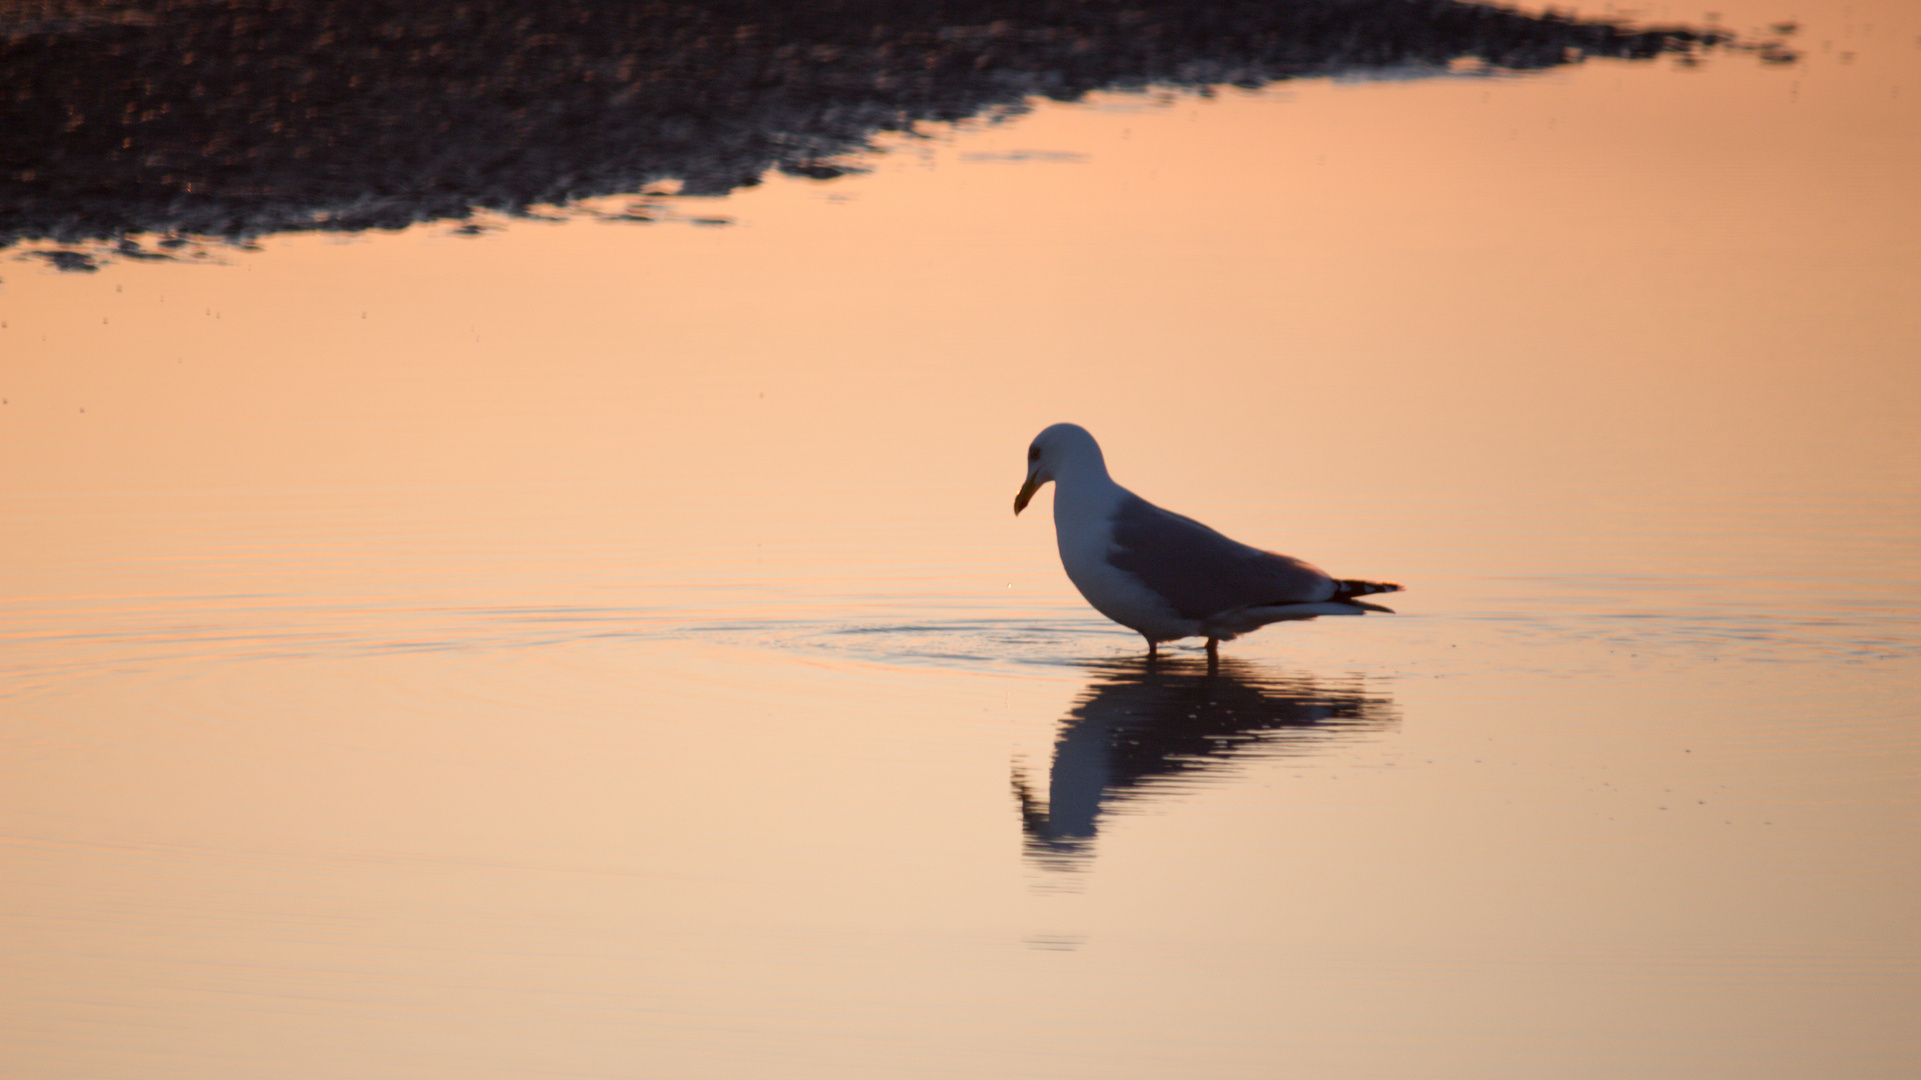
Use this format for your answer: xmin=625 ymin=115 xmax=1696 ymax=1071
xmin=4 ymin=2 xmax=1917 ymax=1076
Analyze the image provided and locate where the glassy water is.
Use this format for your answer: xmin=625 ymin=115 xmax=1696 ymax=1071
xmin=3 ymin=1 xmax=1916 ymax=1077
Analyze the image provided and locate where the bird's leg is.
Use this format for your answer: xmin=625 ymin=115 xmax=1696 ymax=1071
xmin=1205 ymin=637 xmax=1220 ymax=663
xmin=1144 ymin=636 xmax=1158 ymax=661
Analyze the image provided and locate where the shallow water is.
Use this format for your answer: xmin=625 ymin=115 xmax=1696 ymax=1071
xmin=3 ymin=0 xmax=1918 ymax=1077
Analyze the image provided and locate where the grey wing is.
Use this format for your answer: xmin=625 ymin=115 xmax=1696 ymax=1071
xmin=1106 ymin=493 xmax=1334 ymax=621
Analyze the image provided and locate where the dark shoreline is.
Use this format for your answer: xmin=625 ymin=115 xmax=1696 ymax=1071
xmin=2 ymin=0 xmax=1736 ymax=267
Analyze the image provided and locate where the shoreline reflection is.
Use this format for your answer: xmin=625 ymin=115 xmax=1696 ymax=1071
xmin=1013 ymin=658 xmax=1396 ymax=869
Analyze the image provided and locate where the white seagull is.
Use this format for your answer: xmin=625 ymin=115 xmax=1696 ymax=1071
xmin=1014 ymin=423 xmax=1402 ymax=659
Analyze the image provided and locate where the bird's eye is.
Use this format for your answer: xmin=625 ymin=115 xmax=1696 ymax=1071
xmin=1028 ymin=446 xmax=1040 ymax=462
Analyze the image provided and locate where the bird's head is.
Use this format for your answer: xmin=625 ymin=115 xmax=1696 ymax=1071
xmin=1014 ymin=422 xmax=1102 ymax=515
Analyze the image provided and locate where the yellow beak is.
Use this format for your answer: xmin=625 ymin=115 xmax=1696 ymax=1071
xmin=1013 ymin=475 xmax=1042 ymax=516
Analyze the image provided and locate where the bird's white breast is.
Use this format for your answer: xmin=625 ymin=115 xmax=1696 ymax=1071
xmin=1051 ymin=477 xmax=1196 ymax=642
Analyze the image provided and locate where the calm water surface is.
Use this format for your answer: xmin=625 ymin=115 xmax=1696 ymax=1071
xmin=3 ymin=1 xmax=1917 ymax=1077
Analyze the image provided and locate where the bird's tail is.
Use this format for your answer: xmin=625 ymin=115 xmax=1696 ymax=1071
xmin=1331 ymin=578 xmax=1403 ymax=601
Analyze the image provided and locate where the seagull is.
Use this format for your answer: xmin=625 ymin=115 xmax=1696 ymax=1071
xmin=1013 ymin=423 xmax=1402 ymax=659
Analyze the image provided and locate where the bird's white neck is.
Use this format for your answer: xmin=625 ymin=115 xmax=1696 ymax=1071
xmin=1050 ymin=451 xmax=1127 ymax=538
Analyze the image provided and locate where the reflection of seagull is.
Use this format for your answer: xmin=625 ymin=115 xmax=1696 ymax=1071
xmin=1014 ymin=423 xmax=1402 ymax=659
xmin=1013 ymin=659 xmax=1395 ymax=865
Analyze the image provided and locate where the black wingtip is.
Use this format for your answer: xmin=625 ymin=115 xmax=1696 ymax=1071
xmin=1332 ymin=578 xmax=1404 ymax=601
